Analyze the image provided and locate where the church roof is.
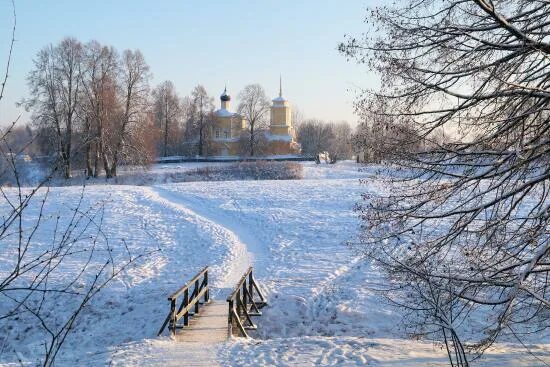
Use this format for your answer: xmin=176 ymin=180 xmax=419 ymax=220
xmin=272 ymin=75 xmax=287 ymax=103
xmin=220 ymin=86 xmax=230 ymax=101
xmin=215 ymin=108 xmax=237 ymax=117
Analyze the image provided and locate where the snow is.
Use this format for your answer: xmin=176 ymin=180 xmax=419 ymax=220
xmin=214 ymin=108 xmax=237 ymax=117
xmin=0 ymin=161 xmax=548 ymax=366
xmin=265 ymin=133 xmax=292 ymax=142
xmin=272 ymin=96 xmax=287 ymax=105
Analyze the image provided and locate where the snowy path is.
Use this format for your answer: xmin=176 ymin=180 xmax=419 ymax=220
xmin=113 ymin=186 xmax=261 ymax=366
xmin=145 ymin=187 xmax=251 ymax=299
xmin=144 ymin=186 xmax=255 ymax=297
xmin=151 ymin=186 xmax=270 ymax=277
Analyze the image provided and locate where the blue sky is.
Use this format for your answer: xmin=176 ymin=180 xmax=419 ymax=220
xmin=0 ymin=1 xmax=377 ymax=127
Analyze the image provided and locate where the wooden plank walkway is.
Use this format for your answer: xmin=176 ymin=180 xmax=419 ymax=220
xmin=174 ymin=301 xmax=228 ymax=343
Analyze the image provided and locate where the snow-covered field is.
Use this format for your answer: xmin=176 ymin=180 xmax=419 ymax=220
xmin=0 ymin=162 xmax=548 ymax=366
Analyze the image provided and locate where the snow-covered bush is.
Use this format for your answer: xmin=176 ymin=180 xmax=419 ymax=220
xmin=187 ymin=161 xmax=303 ymax=181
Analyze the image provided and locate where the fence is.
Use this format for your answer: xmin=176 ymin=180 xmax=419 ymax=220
xmin=158 ymin=266 xmax=209 ymax=336
xmin=226 ymin=267 xmax=267 ymax=337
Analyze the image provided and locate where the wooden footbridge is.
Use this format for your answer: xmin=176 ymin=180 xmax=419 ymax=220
xmin=157 ymin=266 xmax=267 ymax=342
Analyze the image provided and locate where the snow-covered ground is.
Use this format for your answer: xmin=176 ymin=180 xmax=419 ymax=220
xmin=0 ymin=161 xmax=548 ymax=366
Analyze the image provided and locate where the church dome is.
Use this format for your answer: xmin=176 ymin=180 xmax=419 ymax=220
xmin=221 ymin=87 xmax=230 ymax=102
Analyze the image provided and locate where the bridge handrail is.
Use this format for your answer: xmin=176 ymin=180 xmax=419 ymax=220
xmin=227 ymin=267 xmax=253 ymax=301
xmin=158 ymin=266 xmax=210 ymax=336
xmin=226 ymin=267 xmax=267 ymax=337
xmin=169 ymin=266 xmax=208 ymax=300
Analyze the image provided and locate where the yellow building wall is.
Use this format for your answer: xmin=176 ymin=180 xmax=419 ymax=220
xmin=267 ymin=140 xmax=300 ymax=155
xmin=270 ymin=107 xmax=292 ymax=127
xmin=270 ymin=126 xmax=290 ymax=135
xmin=212 ymin=115 xmax=245 ymax=139
xmin=208 ymin=113 xmax=246 ymax=156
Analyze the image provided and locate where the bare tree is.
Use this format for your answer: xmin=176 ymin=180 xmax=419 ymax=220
xmin=82 ymin=46 xmax=151 ymax=178
xmin=296 ymin=118 xmax=334 ymax=160
xmin=0 ymin=0 xmax=15 ymax=104
xmin=1 ymin=6 xmax=153 ymax=365
xmin=188 ymin=85 xmax=214 ymax=157
xmin=109 ymin=49 xmax=151 ymax=176
xmin=353 ymin=113 xmax=424 ymax=164
xmin=152 ymin=80 xmax=181 ymax=157
xmin=27 ymin=39 xmax=152 ymax=179
xmin=291 ymin=105 xmax=305 ymax=130
xmin=81 ymin=41 xmax=118 ymax=178
xmin=341 ymin=0 xmax=550 ymax=365
xmin=237 ymin=84 xmax=270 ymax=157
xmin=26 ymin=38 xmax=84 ymax=179
xmin=179 ymin=95 xmax=197 ymax=156
xmin=327 ymin=121 xmax=353 ymax=163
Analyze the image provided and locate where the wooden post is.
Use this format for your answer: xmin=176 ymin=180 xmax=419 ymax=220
xmin=228 ymin=299 xmax=234 ymax=336
xmin=183 ymin=289 xmax=189 ymax=326
xmin=242 ymin=279 xmax=248 ymax=312
xmin=195 ymin=279 xmax=200 ymax=313
xmin=204 ymin=270 xmax=209 ymax=302
xmin=248 ymin=271 xmax=254 ymax=305
xmin=223 ymin=267 xmax=267 ymax=338
xmin=170 ymin=298 xmax=177 ymax=336
xmin=237 ymin=289 xmax=242 ymax=317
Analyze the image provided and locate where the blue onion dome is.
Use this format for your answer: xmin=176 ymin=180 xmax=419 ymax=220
xmin=221 ymin=87 xmax=230 ymax=101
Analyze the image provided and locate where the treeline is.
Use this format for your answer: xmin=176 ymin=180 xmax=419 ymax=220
xmin=351 ymin=113 xmax=449 ymax=164
xmin=24 ymin=38 xmax=153 ymax=179
xmin=16 ymin=37 xmax=359 ymax=179
xmin=295 ymin=119 xmax=353 ymax=163
xmin=20 ymin=37 xmax=222 ymax=179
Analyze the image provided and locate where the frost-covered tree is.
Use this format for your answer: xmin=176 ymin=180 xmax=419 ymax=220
xmin=1 ymin=5 xmax=150 ymax=365
xmin=27 ymin=39 xmax=152 ymax=178
xmin=327 ymin=121 xmax=353 ymax=162
xmin=341 ymin=0 xmax=550 ymax=365
xmin=296 ymin=119 xmax=334 ymax=159
xmin=353 ymin=113 xmax=424 ymax=164
xmin=237 ymin=84 xmax=270 ymax=156
xmin=109 ymin=49 xmax=151 ymax=176
xmin=26 ymin=38 xmax=84 ymax=179
xmin=152 ymin=80 xmax=181 ymax=157
xmin=80 ymin=40 xmax=118 ymax=177
xmin=187 ymin=85 xmax=214 ymax=156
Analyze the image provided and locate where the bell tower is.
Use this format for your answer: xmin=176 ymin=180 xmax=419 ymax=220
xmin=270 ymin=76 xmax=292 ymax=135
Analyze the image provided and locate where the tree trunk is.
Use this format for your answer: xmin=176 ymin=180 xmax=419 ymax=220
xmin=84 ymin=118 xmax=93 ymax=178
xmin=61 ymin=153 xmax=72 ymax=179
xmin=111 ymin=148 xmax=120 ymax=178
xmin=199 ymin=126 xmax=204 ymax=157
xmin=94 ymin=140 xmax=101 ymax=178
xmin=102 ymin=148 xmax=112 ymax=179
xmin=85 ymin=144 xmax=93 ymax=178
xmin=250 ymin=123 xmax=255 ymax=157
xmin=163 ymin=99 xmax=169 ymax=157
xmin=64 ymin=129 xmax=72 ymax=179
xmin=198 ymin=111 xmax=204 ymax=157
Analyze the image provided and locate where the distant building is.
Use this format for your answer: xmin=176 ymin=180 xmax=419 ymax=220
xmin=208 ymin=79 xmax=300 ymax=157
xmin=208 ymin=87 xmax=246 ymax=156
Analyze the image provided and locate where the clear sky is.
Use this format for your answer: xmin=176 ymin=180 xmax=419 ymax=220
xmin=0 ymin=0 xmax=378 ymax=127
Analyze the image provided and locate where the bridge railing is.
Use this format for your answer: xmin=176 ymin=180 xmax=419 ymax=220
xmin=226 ymin=267 xmax=267 ymax=337
xmin=158 ymin=266 xmax=209 ymax=336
